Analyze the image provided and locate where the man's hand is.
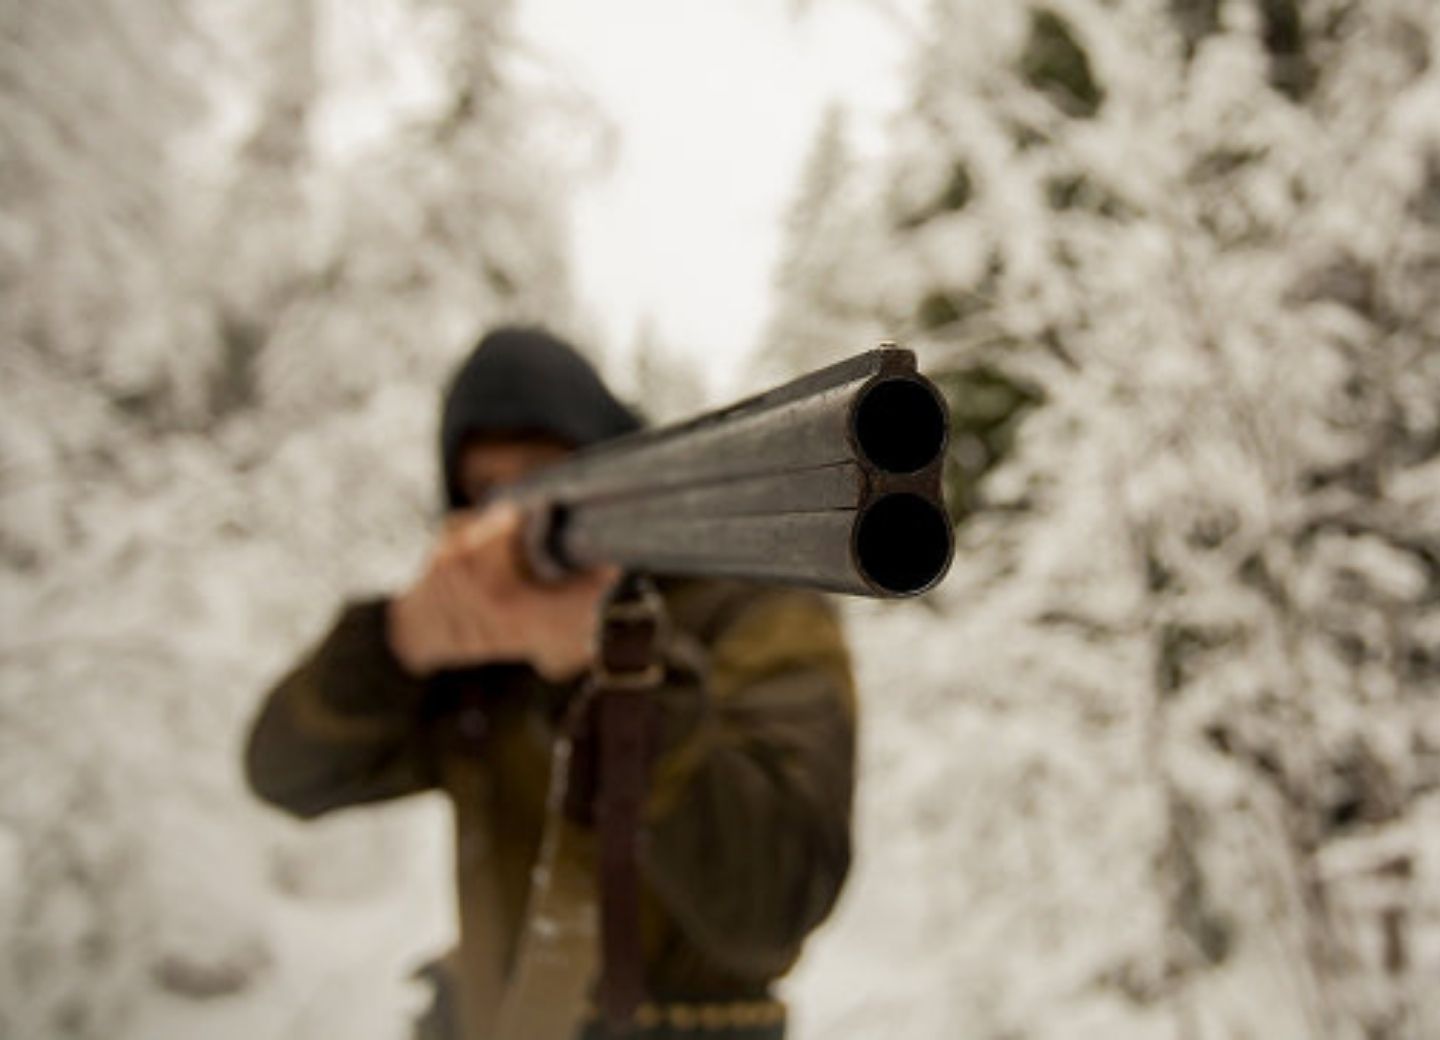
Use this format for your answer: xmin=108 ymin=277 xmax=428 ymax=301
xmin=387 ymin=504 xmax=619 ymax=681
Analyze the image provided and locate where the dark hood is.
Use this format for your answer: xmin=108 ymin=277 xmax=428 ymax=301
xmin=439 ymin=326 xmax=642 ymax=507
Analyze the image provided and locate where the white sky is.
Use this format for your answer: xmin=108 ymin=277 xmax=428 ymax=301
xmin=515 ymin=0 xmax=915 ymax=397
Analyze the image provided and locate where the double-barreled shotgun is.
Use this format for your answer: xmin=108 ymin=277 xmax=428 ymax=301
xmin=506 ymin=346 xmax=954 ymax=598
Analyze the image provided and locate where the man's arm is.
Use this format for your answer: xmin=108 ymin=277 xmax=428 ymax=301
xmin=244 ymin=599 xmax=437 ymax=818
xmin=246 ymin=504 xmax=615 ymax=819
xmin=639 ymin=585 xmax=857 ymax=980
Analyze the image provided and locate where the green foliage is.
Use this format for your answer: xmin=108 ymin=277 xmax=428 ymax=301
xmin=1257 ymin=0 xmax=1317 ymax=100
xmin=938 ymin=161 xmax=975 ymax=212
xmin=895 ymin=161 xmax=974 ymax=231
xmin=1018 ymin=9 xmax=1105 ymax=118
xmin=208 ymin=313 xmax=264 ymax=420
xmin=1043 ymin=172 xmax=1131 ymax=218
xmin=1170 ymin=0 xmax=1223 ymax=60
xmin=1189 ymin=145 xmax=1270 ymax=181
xmin=1155 ymin=622 xmax=1239 ymax=697
xmin=914 ymin=253 xmax=1004 ymax=333
xmin=916 ymin=291 xmax=964 ymax=331
xmin=1007 ymin=119 xmax=1052 ymax=151
xmin=1162 ymin=796 xmax=1236 ymax=966
xmin=1413 ymin=151 xmax=1440 ymax=225
xmin=931 ymin=363 xmax=1044 ymax=522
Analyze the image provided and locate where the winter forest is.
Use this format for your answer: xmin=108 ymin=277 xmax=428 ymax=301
xmin=2 ymin=1 xmax=1438 ymax=1038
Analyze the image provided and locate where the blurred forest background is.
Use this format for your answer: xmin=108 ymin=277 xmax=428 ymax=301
xmin=2 ymin=1 xmax=1438 ymax=1039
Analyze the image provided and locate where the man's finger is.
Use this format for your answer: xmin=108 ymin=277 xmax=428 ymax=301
xmin=457 ymin=501 xmax=522 ymax=550
xmin=529 ymin=566 xmax=615 ymax=607
xmin=593 ymin=566 xmax=623 ymax=600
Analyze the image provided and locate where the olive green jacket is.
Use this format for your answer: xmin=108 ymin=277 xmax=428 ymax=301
xmin=244 ymin=579 xmax=856 ymax=1038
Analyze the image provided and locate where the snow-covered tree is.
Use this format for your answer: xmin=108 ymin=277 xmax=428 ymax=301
xmin=774 ymin=3 xmax=1440 ymax=1037
xmin=625 ymin=318 xmax=707 ymax=423
xmin=0 ymin=2 xmax=589 ymax=1036
xmin=761 ymin=105 xmax=885 ymax=379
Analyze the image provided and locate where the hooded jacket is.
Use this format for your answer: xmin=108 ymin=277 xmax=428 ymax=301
xmin=244 ymin=328 xmax=856 ymax=1039
xmin=438 ymin=327 xmax=642 ymax=507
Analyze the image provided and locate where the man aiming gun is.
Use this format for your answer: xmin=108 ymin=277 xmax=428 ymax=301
xmin=245 ymin=327 xmax=863 ymax=1040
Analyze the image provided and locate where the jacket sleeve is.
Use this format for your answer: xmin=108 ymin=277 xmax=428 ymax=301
xmin=639 ymin=587 xmax=857 ymax=980
xmin=244 ymin=598 xmax=439 ymax=819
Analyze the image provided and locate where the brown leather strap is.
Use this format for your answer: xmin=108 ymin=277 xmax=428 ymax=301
xmin=593 ymin=575 xmax=666 ymax=1032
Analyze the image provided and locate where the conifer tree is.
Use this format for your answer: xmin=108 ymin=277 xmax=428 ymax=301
xmin=774 ymin=3 xmax=1440 ymax=1035
xmin=0 ymin=2 xmax=583 ymax=1035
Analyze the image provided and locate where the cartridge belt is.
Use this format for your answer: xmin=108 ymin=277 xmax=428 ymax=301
xmin=579 ymin=997 xmax=787 ymax=1038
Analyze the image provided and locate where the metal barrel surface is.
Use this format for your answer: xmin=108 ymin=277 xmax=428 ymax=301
xmin=509 ymin=347 xmax=954 ymax=598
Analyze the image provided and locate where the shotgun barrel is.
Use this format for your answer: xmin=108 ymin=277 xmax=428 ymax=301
xmin=506 ymin=346 xmax=953 ymax=598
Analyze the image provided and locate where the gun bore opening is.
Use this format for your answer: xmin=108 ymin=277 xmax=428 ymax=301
xmin=855 ymin=493 xmax=953 ymax=596
xmin=853 ymin=377 xmax=948 ymax=474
